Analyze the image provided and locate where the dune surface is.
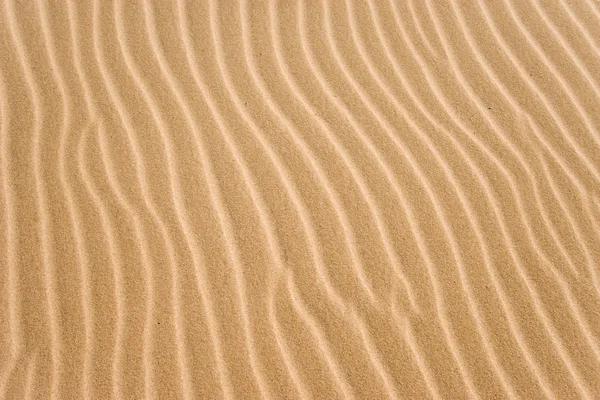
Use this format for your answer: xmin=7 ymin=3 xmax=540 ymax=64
xmin=1 ymin=0 xmax=600 ymax=398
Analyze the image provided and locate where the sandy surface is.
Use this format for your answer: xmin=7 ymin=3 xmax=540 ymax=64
xmin=1 ymin=0 xmax=600 ymax=398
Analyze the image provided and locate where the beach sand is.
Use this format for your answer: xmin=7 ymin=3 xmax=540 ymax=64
xmin=1 ymin=0 xmax=600 ymax=398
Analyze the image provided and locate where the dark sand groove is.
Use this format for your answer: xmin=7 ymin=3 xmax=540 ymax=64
xmin=1 ymin=0 xmax=600 ymax=399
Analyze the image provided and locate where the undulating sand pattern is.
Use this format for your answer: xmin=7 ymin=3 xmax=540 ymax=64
xmin=1 ymin=0 xmax=600 ymax=398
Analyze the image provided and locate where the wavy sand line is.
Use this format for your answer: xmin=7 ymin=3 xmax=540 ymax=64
xmin=1 ymin=0 xmax=600 ymax=398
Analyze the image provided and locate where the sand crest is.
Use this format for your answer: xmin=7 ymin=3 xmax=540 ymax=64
xmin=1 ymin=0 xmax=600 ymax=398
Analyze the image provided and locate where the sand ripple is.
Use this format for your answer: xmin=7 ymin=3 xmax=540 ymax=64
xmin=1 ymin=0 xmax=600 ymax=398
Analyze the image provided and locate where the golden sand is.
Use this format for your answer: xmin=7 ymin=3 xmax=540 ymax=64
xmin=1 ymin=0 xmax=600 ymax=398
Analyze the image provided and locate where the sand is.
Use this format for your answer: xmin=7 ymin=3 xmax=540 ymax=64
xmin=1 ymin=0 xmax=600 ymax=398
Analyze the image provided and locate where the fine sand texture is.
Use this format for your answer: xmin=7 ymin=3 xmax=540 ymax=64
xmin=1 ymin=0 xmax=600 ymax=399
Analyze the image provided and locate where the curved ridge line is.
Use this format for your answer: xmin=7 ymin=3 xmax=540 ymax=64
xmin=521 ymin=117 xmax=600 ymax=292
xmin=323 ymin=1 xmax=490 ymax=397
xmin=426 ymin=0 xmax=576 ymax=281
xmin=23 ymin=351 xmax=37 ymax=400
xmin=582 ymin=0 xmax=600 ymax=29
xmin=113 ymin=1 xmax=221 ymax=397
xmin=260 ymin=2 xmax=411 ymax=391
xmin=297 ymin=0 xmax=420 ymax=312
xmin=537 ymin=151 xmax=600 ymax=351
xmin=463 ymin=0 xmax=600 ymax=196
xmin=199 ymin=16 xmax=392 ymax=400
xmin=65 ymin=1 xmax=95 ymax=112
xmin=475 ymin=0 xmax=600 ymax=187
xmin=96 ymin=122 xmax=157 ymax=400
xmin=442 ymin=0 xmax=597 ymax=362
xmin=452 ymin=3 xmax=592 ymax=273
xmin=276 ymin=0 xmax=474 ymax=394
xmin=447 ymin=0 xmax=583 ymax=281
xmin=389 ymin=291 xmax=442 ymax=400
xmin=343 ymin=1 xmax=534 ymax=397
xmin=143 ymin=1 xmax=294 ymax=398
xmin=302 ymin=0 xmax=490 ymax=394
xmin=445 ymin=0 xmax=600 ymax=362
xmin=4 ymin=1 xmax=597 ymax=397
xmin=77 ymin=121 xmax=135 ymax=400
xmin=208 ymin=1 xmax=368 ymax=395
xmin=35 ymin=1 xmax=93 ymax=397
xmin=536 ymin=138 xmax=600 ymax=288
xmin=286 ymin=272 xmax=356 ymax=400
xmin=451 ymin=0 xmax=600 ymax=315
xmin=532 ymin=0 xmax=600 ymax=99
xmin=341 ymin=1 xmax=531 ymax=396
xmin=267 ymin=285 xmax=313 ymax=400
xmin=523 ymin=116 xmax=600 ymax=298
xmin=447 ymin=0 xmax=582 ymax=279
xmin=66 ymin=2 xmax=155 ymax=397
xmin=431 ymin=0 xmax=596 ymax=289
xmin=90 ymin=2 xmax=168 ymax=397
xmin=403 ymin=322 xmax=442 ymax=400
xmin=210 ymin=0 xmax=353 ymax=317
xmin=0 ymin=65 xmax=21 ymax=400
xmin=3 ymin=2 xmax=62 ymax=398
xmin=280 ymin=2 xmax=464 ymax=394
xmin=240 ymin=0 xmax=381 ymax=309
xmin=430 ymin=0 xmax=600 ymax=393
xmin=452 ymin=0 xmax=598 ymax=388
xmin=269 ymin=0 xmax=417 ymax=311
xmin=451 ymin=0 xmax=600 ymax=319
xmin=259 ymin=1 xmax=370 ymax=394
xmin=406 ymin=0 xmax=439 ymax=60
xmin=242 ymin=0 xmax=398 ymax=394
xmin=418 ymin=1 xmax=598 ymax=397
xmin=557 ymin=0 xmax=600 ymax=54
xmin=349 ymin=307 xmax=399 ymax=399
xmin=176 ymin=1 xmax=306 ymax=397
xmin=528 ymin=144 xmax=590 ymax=285
xmin=91 ymin=0 xmax=210 ymax=396
xmin=504 ymin=0 xmax=600 ymax=150
xmin=589 ymin=197 xmax=600 ymax=240
xmin=372 ymin=1 xmax=559 ymax=397
xmin=176 ymin=0 xmax=306 ymax=396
